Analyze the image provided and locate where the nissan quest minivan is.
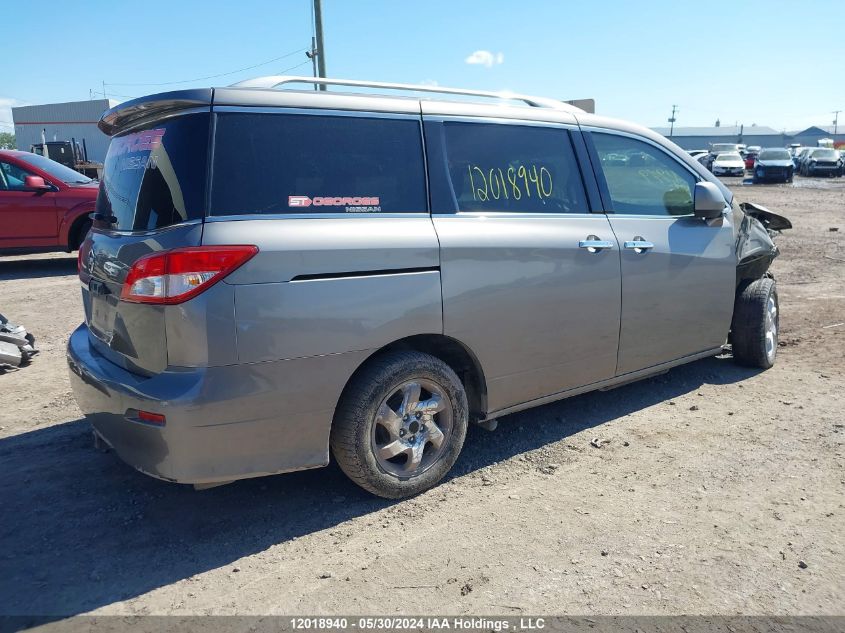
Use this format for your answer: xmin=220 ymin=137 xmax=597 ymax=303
xmin=67 ymin=77 xmax=790 ymax=498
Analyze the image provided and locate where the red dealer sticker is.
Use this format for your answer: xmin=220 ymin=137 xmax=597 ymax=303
xmin=288 ymin=195 xmax=381 ymax=212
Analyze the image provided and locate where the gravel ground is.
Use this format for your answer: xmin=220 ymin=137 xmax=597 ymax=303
xmin=0 ymin=175 xmax=843 ymax=617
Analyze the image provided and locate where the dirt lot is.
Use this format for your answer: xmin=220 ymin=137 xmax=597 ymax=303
xmin=0 ymin=176 xmax=843 ymax=618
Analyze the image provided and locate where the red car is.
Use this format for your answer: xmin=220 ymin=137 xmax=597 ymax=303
xmin=743 ymin=152 xmax=758 ymax=170
xmin=0 ymin=150 xmax=98 ymax=254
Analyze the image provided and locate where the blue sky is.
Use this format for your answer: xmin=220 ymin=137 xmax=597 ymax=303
xmin=2 ymin=0 xmax=843 ymax=133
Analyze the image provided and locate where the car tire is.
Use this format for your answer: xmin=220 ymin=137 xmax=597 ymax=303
xmin=731 ymin=277 xmax=779 ymax=369
xmin=72 ymin=219 xmax=92 ymax=251
xmin=330 ymin=350 xmax=469 ymax=499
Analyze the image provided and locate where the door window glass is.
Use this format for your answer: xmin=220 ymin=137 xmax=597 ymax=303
xmin=0 ymin=161 xmax=34 ymax=190
xmin=592 ymin=133 xmax=696 ymax=216
xmin=437 ymin=122 xmax=589 ymax=213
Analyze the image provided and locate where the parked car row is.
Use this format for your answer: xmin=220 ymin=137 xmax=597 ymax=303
xmin=687 ymin=145 xmax=843 ymax=182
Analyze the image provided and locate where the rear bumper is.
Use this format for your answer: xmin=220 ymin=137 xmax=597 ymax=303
xmin=67 ymin=324 xmax=367 ymax=484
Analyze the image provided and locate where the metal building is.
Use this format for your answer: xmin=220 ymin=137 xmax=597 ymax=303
xmin=787 ymin=126 xmax=845 ymax=149
xmin=650 ymin=125 xmax=787 ymax=150
xmin=11 ymin=99 xmax=117 ymax=163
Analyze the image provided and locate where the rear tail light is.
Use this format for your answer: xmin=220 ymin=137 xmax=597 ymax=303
xmin=78 ymin=239 xmax=93 ymax=284
xmin=121 ymin=245 xmax=258 ymax=304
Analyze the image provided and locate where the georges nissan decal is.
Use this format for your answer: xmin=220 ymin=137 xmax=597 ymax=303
xmin=288 ymin=195 xmax=382 ymax=213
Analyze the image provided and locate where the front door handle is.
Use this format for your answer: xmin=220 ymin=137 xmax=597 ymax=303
xmin=623 ymin=236 xmax=655 ymax=253
xmin=578 ymin=235 xmax=614 ymax=253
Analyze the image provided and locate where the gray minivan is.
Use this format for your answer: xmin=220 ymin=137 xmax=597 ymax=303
xmin=67 ymin=77 xmax=790 ymax=498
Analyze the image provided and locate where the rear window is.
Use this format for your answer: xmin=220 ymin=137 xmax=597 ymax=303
xmin=210 ymin=113 xmax=427 ymax=215
xmin=759 ymin=149 xmax=790 ymax=160
xmin=95 ymin=113 xmax=209 ymax=231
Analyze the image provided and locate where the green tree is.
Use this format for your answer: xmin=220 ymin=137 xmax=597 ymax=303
xmin=0 ymin=132 xmax=15 ymax=149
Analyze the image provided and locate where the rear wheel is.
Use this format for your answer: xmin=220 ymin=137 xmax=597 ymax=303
xmin=731 ymin=277 xmax=779 ymax=369
xmin=330 ymin=351 xmax=468 ymax=498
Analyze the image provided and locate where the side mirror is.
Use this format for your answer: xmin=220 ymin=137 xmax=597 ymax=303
xmin=24 ymin=175 xmax=51 ymax=191
xmin=693 ymin=181 xmax=726 ymax=220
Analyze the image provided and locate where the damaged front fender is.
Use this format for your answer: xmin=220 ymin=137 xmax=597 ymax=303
xmin=735 ymin=202 xmax=792 ymax=286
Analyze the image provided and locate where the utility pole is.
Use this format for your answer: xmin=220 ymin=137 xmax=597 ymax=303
xmin=313 ymin=0 xmax=327 ymax=90
xmin=834 ymin=110 xmax=841 ymax=135
xmin=306 ymin=36 xmax=319 ymax=90
xmin=668 ymin=105 xmax=678 ymax=137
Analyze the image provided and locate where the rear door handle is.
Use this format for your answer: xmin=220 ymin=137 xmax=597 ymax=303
xmin=578 ymin=235 xmax=614 ymax=253
xmin=623 ymin=236 xmax=654 ymax=253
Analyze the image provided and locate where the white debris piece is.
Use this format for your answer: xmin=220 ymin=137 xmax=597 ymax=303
xmin=0 ymin=341 xmax=22 ymax=367
xmin=0 ymin=315 xmax=38 ymax=370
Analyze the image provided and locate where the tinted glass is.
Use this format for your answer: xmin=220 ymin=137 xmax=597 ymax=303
xmin=593 ymin=132 xmax=696 ymax=216
xmin=210 ymin=113 xmax=426 ymax=215
xmin=0 ymin=161 xmax=35 ymax=190
xmin=13 ymin=152 xmax=92 ymax=184
xmin=436 ymin=122 xmax=589 ymax=213
xmin=813 ymin=149 xmax=836 ymax=159
xmin=759 ymin=149 xmax=790 ymax=160
xmin=95 ymin=113 xmax=209 ymax=232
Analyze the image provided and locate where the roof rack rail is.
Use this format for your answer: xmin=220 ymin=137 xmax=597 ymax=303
xmin=229 ymin=75 xmax=582 ymax=112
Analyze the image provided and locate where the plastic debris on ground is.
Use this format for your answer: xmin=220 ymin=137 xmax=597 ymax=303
xmin=0 ymin=312 xmax=38 ymax=371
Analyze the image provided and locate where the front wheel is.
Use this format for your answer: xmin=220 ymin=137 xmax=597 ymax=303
xmin=731 ymin=277 xmax=779 ymax=369
xmin=330 ymin=351 xmax=468 ymax=498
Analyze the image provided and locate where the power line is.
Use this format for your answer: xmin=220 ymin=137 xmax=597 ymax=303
xmin=104 ymin=47 xmax=307 ymax=87
xmin=277 ymin=60 xmax=311 ymax=75
xmin=89 ymin=60 xmax=312 ymax=103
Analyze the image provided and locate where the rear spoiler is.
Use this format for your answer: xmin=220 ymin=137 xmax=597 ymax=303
xmin=98 ymin=89 xmax=213 ymax=136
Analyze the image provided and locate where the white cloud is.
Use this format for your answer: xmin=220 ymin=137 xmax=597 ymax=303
xmin=465 ymin=50 xmax=504 ymax=68
xmin=419 ymin=79 xmax=439 ymax=86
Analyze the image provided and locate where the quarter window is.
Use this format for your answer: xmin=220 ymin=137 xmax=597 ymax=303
xmin=592 ymin=133 xmax=696 ymax=216
xmin=210 ymin=113 xmax=427 ymax=215
xmin=436 ymin=122 xmax=589 ymax=214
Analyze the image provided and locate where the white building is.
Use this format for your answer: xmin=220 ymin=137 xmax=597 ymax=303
xmin=12 ymin=99 xmax=118 ymax=163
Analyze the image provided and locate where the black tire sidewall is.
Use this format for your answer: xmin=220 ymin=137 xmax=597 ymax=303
xmin=331 ymin=352 xmax=468 ymax=498
xmin=732 ymin=277 xmax=778 ymax=369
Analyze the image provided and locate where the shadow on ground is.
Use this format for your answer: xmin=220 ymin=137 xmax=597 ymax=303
xmin=0 ymin=355 xmax=760 ymax=618
xmin=0 ymin=256 xmax=77 ymax=281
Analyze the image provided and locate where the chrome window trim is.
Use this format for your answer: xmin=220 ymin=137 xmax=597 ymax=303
xmin=211 ymin=105 xmax=420 ymax=120
xmin=423 ymin=114 xmax=578 ymax=131
xmin=204 ymin=212 xmax=431 ymax=222
xmin=432 ymin=211 xmax=603 ymax=220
